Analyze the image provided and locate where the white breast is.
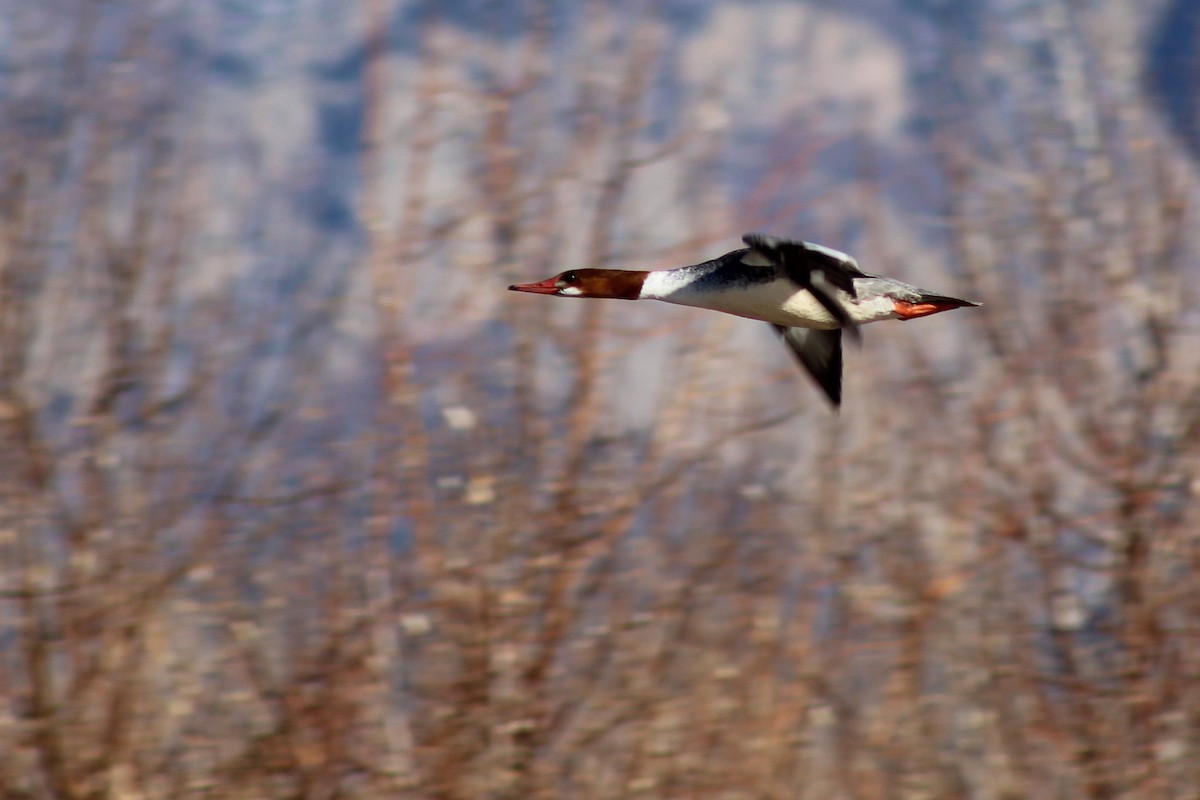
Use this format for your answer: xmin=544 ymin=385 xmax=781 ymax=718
xmin=704 ymin=282 xmax=845 ymax=328
xmin=645 ymin=273 xmax=896 ymax=329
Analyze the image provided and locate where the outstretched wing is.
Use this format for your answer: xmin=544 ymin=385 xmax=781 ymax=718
xmin=773 ymin=325 xmax=844 ymax=408
xmin=743 ymin=233 xmax=862 ymax=342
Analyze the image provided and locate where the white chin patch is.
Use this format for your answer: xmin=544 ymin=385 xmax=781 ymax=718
xmin=559 ymin=286 xmax=583 ymax=296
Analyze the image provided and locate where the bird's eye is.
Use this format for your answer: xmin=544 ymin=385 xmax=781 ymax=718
xmin=560 ymin=271 xmax=579 ymax=284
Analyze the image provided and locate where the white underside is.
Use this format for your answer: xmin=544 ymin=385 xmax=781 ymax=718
xmin=642 ymin=272 xmax=897 ymax=329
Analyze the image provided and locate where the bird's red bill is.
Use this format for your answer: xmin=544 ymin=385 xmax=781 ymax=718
xmin=508 ymin=277 xmax=560 ymax=294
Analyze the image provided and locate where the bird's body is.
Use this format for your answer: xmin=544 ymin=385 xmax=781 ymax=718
xmin=639 ymin=249 xmax=895 ymax=329
xmin=509 ymin=234 xmax=978 ymax=407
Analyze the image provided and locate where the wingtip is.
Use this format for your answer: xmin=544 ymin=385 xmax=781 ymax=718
xmin=773 ymin=325 xmax=844 ymax=410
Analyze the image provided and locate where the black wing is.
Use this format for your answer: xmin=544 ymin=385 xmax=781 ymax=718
xmin=773 ymin=325 xmax=844 ymax=408
xmin=743 ymin=234 xmax=862 ymax=343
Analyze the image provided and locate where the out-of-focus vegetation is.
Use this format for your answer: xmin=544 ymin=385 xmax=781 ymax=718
xmin=1 ymin=1 xmax=1198 ymax=798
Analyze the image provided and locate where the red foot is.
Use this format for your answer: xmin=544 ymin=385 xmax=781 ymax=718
xmin=893 ymin=299 xmax=965 ymax=320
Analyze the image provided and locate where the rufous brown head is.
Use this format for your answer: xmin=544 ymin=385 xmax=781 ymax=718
xmin=508 ymin=269 xmax=644 ymax=300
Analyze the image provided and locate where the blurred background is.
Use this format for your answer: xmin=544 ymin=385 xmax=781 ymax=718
xmin=1 ymin=0 xmax=1199 ymax=797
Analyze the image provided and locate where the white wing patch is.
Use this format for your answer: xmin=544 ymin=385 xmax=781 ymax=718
xmin=803 ymin=242 xmax=859 ymax=269
xmin=739 ymin=249 xmax=775 ymax=267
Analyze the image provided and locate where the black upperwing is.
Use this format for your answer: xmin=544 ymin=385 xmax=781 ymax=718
xmin=773 ymin=325 xmax=844 ymax=408
xmin=742 ymin=233 xmax=863 ymax=343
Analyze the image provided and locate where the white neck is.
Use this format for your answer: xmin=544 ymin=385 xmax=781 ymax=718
xmin=639 ymin=269 xmax=700 ymax=301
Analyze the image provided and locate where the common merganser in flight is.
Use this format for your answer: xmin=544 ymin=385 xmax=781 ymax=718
xmin=509 ymin=234 xmax=978 ymax=407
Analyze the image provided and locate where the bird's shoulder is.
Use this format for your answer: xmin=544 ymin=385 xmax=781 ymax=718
xmin=741 ymin=233 xmax=867 ymax=279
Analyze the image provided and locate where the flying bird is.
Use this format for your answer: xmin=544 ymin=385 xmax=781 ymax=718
xmin=509 ymin=234 xmax=978 ymax=407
